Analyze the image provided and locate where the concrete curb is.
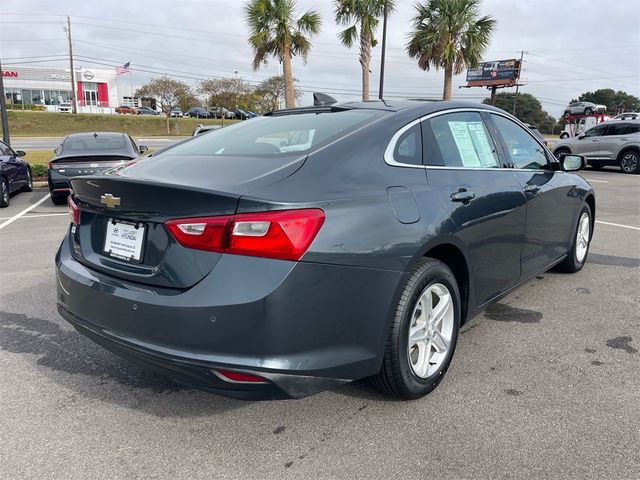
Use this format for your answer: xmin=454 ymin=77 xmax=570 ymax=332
xmin=33 ymin=181 xmax=48 ymax=188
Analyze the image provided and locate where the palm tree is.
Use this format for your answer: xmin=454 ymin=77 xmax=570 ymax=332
xmin=245 ymin=0 xmax=321 ymax=109
xmin=334 ymin=0 xmax=396 ymax=101
xmin=406 ymin=0 xmax=495 ymax=101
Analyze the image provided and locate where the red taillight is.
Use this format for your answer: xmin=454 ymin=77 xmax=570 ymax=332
xmin=49 ymin=161 xmax=60 ymax=170
xmin=213 ymin=369 xmax=268 ymax=384
xmin=165 ymin=208 xmax=325 ymax=261
xmin=67 ymin=195 xmax=80 ymax=225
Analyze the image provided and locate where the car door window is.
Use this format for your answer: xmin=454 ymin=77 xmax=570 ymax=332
xmin=604 ymin=123 xmax=629 ymax=136
xmin=628 ymin=124 xmax=640 ymax=134
xmin=490 ymin=114 xmax=548 ymax=170
xmin=0 ymin=142 xmax=13 ymax=156
xmin=423 ymin=112 xmax=500 ymax=168
xmin=392 ymin=123 xmax=422 ymax=165
xmin=583 ymin=124 xmax=607 ymax=137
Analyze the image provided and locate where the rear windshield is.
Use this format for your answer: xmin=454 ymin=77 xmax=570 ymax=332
xmin=161 ymin=110 xmax=381 ymax=156
xmin=63 ymin=135 xmax=127 ymax=152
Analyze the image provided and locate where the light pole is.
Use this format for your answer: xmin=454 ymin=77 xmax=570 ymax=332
xmin=378 ymin=0 xmax=388 ymax=100
xmin=234 ymin=70 xmax=239 ymax=108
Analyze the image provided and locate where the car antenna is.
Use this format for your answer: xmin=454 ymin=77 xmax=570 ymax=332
xmin=313 ymin=92 xmax=337 ymax=106
xmin=93 ymin=132 xmax=98 ymax=138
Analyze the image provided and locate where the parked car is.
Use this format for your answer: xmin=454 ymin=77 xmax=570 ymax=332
xmin=553 ymin=119 xmax=640 ymax=174
xmin=48 ymin=132 xmax=148 ymax=205
xmin=245 ymin=111 xmax=258 ymax=118
xmin=524 ymin=123 xmax=547 ymax=146
xmin=136 ymin=106 xmax=159 ymax=116
xmin=56 ymin=99 xmax=595 ymax=400
xmin=229 ymin=108 xmax=250 ymax=120
xmin=0 ymin=140 xmax=32 ymax=208
xmin=58 ymin=102 xmax=72 ymax=113
xmin=185 ymin=107 xmax=210 ymax=119
xmin=115 ymin=105 xmax=138 ymax=115
xmin=192 ymin=124 xmax=223 ymax=136
xmin=208 ymin=107 xmax=233 ymax=119
xmin=615 ymin=112 xmax=639 ymax=120
xmin=170 ymin=108 xmax=183 ymax=118
xmin=563 ymin=101 xmax=606 ymax=116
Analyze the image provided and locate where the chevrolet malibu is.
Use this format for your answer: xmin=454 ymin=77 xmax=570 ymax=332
xmin=56 ymin=99 xmax=595 ymax=400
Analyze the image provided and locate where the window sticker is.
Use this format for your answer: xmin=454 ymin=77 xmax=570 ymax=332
xmin=448 ymin=121 xmax=481 ymax=166
xmin=467 ymin=122 xmax=498 ymax=167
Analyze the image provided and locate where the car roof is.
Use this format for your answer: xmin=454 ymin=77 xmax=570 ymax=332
xmin=272 ymin=99 xmax=509 ymax=117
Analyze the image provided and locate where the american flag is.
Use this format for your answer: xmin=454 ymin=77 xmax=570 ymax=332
xmin=115 ymin=62 xmax=130 ymax=75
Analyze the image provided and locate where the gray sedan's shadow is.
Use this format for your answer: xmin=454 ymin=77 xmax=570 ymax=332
xmin=0 ymin=309 xmax=248 ymax=416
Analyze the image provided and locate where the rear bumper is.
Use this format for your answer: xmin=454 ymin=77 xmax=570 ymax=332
xmin=55 ymin=231 xmax=403 ymax=399
xmin=48 ymin=171 xmax=71 ymax=193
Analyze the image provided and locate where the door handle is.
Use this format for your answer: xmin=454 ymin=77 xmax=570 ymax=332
xmin=524 ymin=184 xmax=540 ymax=194
xmin=620 ymin=138 xmax=627 ymax=141
xmin=450 ymin=190 xmax=475 ymax=203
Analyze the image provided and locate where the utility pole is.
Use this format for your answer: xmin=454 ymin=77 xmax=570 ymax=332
xmin=378 ymin=0 xmax=388 ymax=100
xmin=0 ymin=57 xmax=10 ymax=146
xmin=65 ymin=16 xmax=78 ymax=114
xmin=511 ymin=50 xmax=526 ymax=115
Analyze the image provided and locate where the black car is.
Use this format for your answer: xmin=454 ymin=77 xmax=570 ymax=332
xmin=136 ymin=106 xmax=159 ymax=116
xmin=185 ymin=107 xmax=210 ymax=119
xmin=0 ymin=140 xmax=32 ymax=208
xmin=56 ymin=99 xmax=595 ymax=400
xmin=229 ymin=108 xmax=250 ymax=120
xmin=48 ymin=132 xmax=147 ymax=205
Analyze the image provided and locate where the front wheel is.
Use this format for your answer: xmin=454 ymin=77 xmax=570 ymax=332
xmin=557 ymin=204 xmax=592 ymax=273
xmin=371 ymin=258 xmax=461 ymax=399
xmin=584 ymin=107 xmax=593 ymax=115
xmin=554 ymin=148 xmax=570 ymax=161
xmin=559 ymin=132 xmax=569 ymax=139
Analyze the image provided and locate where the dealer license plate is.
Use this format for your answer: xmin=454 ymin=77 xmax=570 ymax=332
xmin=103 ymin=220 xmax=145 ymax=262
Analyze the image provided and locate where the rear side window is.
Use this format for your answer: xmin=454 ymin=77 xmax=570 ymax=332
xmin=628 ymin=124 xmax=640 ymax=134
xmin=393 ymin=124 xmax=422 ymax=165
xmin=605 ymin=124 xmax=629 ymax=136
xmin=490 ymin=114 xmax=548 ymax=170
xmin=424 ymin=112 xmax=500 ymax=168
xmin=162 ymin=110 xmax=380 ymax=156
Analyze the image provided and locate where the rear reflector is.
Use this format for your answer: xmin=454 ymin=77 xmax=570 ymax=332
xmin=67 ymin=195 xmax=80 ymax=225
xmin=165 ymin=208 xmax=325 ymax=261
xmin=213 ymin=369 xmax=268 ymax=384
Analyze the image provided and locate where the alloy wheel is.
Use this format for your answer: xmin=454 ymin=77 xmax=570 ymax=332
xmin=407 ymin=283 xmax=454 ymax=378
xmin=576 ymin=212 xmax=590 ymax=263
xmin=620 ymin=152 xmax=638 ymax=173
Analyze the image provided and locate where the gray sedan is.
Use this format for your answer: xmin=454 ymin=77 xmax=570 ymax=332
xmin=553 ymin=120 xmax=640 ymax=174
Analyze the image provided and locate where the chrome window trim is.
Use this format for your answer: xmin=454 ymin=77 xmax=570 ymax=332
xmin=384 ymin=107 xmax=555 ymax=172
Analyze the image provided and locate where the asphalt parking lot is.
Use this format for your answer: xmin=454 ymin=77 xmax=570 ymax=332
xmin=0 ymin=169 xmax=638 ymax=479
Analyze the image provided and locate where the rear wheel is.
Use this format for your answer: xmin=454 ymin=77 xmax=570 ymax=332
xmin=371 ymin=258 xmax=461 ymax=399
xmin=558 ymin=204 xmax=592 ymax=273
xmin=22 ymin=169 xmax=33 ymax=192
xmin=584 ymin=107 xmax=593 ymax=115
xmin=0 ymin=178 xmax=9 ymax=208
xmin=559 ymin=132 xmax=569 ymax=139
xmin=619 ymin=150 xmax=639 ymax=174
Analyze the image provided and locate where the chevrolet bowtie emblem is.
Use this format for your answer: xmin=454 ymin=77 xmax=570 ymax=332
xmin=100 ymin=193 xmax=121 ymax=208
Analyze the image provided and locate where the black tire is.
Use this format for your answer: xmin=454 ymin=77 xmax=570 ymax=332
xmin=0 ymin=177 xmax=9 ymax=208
xmin=371 ymin=258 xmax=461 ymax=399
xmin=22 ymin=168 xmax=33 ymax=192
xmin=51 ymin=192 xmax=68 ymax=205
xmin=619 ymin=150 xmax=640 ymax=174
xmin=559 ymin=132 xmax=569 ymax=139
xmin=584 ymin=107 xmax=593 ymax=115
xmin=557 ymin=204 xmax=592 ymax=273
xmin=554 ymin=148 xmax=570 ymax=161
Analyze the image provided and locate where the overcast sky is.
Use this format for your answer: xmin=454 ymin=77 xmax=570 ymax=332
xmin=1 ymin=0 xmax=639 ymax=116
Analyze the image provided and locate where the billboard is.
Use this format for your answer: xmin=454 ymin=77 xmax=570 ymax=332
xmin=466 ymin=59 xmax=520 ymax=86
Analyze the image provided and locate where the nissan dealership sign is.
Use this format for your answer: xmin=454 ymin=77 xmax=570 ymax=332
xmin=1 ymin=71 xmax=19 ymax=78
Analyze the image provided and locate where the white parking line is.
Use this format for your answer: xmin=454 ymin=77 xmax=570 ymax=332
xmin=0 ymin=212 xmax=68 ymax=221
xmin=596 ymin=220 xmax=640 ymax=231
xmin=0 ymin=193 xmax=52 ymax=231
xmin=583 ymin=179 xmax=608 ymax=183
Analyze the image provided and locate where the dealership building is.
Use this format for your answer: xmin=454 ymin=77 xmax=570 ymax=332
xmin=2 ymin=66 xmax=122 ymax=113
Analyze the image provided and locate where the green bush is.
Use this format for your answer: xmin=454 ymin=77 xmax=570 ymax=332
xmin=31 ymin=164 xmax=48 ymax=178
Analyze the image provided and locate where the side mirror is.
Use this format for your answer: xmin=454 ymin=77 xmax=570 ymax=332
xmin=561 ymin=154 xmax=585 ymax=172
xmin=16 ymin=150 xmax=27 ymax=157
xmin=139 ymin=145 xmax=149 ymax=154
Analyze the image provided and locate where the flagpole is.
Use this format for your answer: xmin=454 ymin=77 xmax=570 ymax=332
xmin=129 ymin=65 xmax=133 ymax=104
